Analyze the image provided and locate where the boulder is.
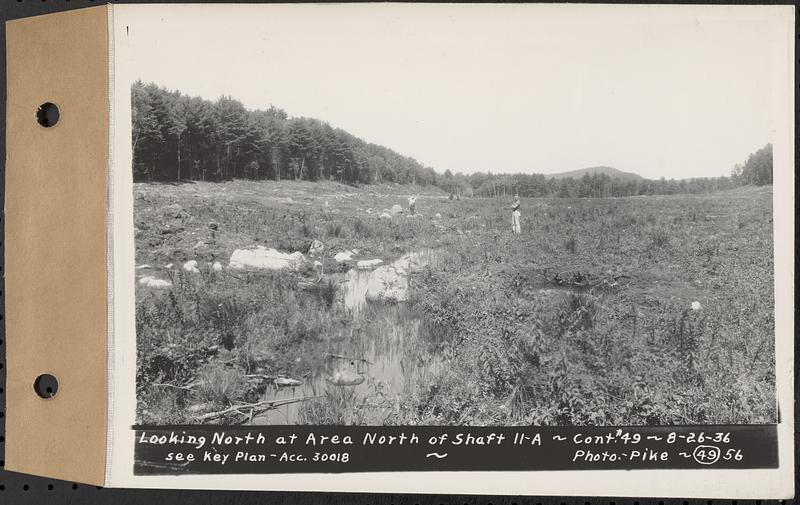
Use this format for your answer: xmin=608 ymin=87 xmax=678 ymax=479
xmin=138 ymin=276 xmax=172 ymax=289
xmin=228 ymin=246 xmax=305 ymax=271
xmin=212 ymin=261 xmax=223 ymax=272
xmin=334 ymin=250 xmax=354 ymax=263
xmin=379 ymin=212 xmax=392 ymax=220
xmin=356 ymin=259 xmax=383 ymax=269
xmin=390 ymin=204 xmax=404 ymax=216
xmin=183 ymin=260 xmax=200 ymax=273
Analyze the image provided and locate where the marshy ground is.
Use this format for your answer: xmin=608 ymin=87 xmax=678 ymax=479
xmin=134 ymin=180 xmax=775 ymax=426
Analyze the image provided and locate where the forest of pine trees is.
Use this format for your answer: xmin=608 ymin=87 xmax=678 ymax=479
xmin=131 ymin=80 xmax=438 ymax=186
xmin=132 ymin=81 xmax=772 ymax=198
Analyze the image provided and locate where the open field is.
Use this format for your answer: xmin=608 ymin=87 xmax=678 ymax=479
xmin=134 ymin=180 xmax=775 ymax=426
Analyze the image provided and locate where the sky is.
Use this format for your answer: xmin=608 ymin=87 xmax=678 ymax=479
xmin=118 ymin=4 xmax=791 ymax=179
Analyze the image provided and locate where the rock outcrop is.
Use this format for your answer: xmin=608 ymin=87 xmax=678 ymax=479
xmin=229 ymin=247 xmax=305 ymax=270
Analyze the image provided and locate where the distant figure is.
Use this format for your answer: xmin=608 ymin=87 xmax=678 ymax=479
xmin=408 ymin=196 xmax=417 ymax=215
xmin=449 ymin=191 xmax=455 ymax=201
xmin=511 ymin=194 xmax=521 ymax=234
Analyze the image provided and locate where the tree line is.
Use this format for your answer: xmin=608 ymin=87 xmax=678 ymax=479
xmin=730 ymin=143 xmax=773 ymax=186
xmin=132 ymin=81 xmax=772 ymax=197
xmin=437 ymin=171 xmax=744 ymax=199
xmin=132 ymin=80 xmax=438 ymax=186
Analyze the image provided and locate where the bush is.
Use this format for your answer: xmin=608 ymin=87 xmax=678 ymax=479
xmin=559 ymin=292 xmax=599 ymax=332
xmin=564 ymin=236 xmax=577 ymax=253
xmin=352 ymin=218 xmax=375 ymax=238
xmin=195 ymin=364 xmax=247 ymax=406
xmin=326 ymin=222 xmax=346 ymax=238
xmin=650 ymin=228 xmax=669 ymax=248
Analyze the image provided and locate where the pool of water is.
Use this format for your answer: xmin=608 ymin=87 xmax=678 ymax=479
xmin=251 ymin=250 xmax=442 ymax=425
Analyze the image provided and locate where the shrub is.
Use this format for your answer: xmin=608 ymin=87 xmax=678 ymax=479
xmin=650 ymin=229 xmax=669 ymax=248
xmin=300 ymin=220 xmax=314 ymax=238
xmin=559 ymin=292 xmax=599 ymax=332
xmin=138 ymin=387 xmax=190 ymax=424
xmin=564 ymin=236 xmax=577 ymax=253
xmin=352 ymin=218 xmax=374 ymax=238
xmin=299 ymin=387 xmax=368 ymax=425
xmin=195 ymin=364 xmax=247 ymax=406
xmin=326 ymin=222 xmax=346 ymax=238
xmin=198 ymin=296 xmax=249 ymax=349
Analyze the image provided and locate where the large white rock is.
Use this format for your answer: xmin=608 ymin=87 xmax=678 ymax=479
xmin=334 ymin=250 xmax=354 ymax=263
xmin=229 ymin=246 xmax=305 ymax=270
xmin=212 ymin=261 xmax=223 ymax=272
xmin=390 ymin=204 xmax=404 ymax=216
xmin=138 ymin=276 xmax=172 ymax=288
xmin=183 ymin=260 xmax=200 ymax=273
xmin=357 ymin=259 xmax=383 ymax=269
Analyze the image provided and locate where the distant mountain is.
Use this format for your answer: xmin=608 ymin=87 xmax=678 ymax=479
xmin=547 ymin=166 xmax=644 ymax=182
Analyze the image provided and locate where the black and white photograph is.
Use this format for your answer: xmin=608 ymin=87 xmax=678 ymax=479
xmin=129 ymin=4 xmax=783 ymax=429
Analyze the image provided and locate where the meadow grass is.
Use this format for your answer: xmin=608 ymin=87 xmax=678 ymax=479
xmin=135 ymin=180 xmax=776 ymax=426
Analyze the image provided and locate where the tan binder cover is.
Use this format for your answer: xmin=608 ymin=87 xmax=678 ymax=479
xmin=5 ymin=5 xmax=109 ymax=485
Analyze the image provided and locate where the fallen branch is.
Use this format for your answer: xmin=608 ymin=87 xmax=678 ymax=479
xmin=152 ymin=381 xmax=202 ymax=391
xmin=195 ymin=395 xmax=324 ymax=422
xmin=243 ymin=374 xmax=279 ymax=381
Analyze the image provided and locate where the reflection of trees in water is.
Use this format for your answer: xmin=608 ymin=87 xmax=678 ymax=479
xmin=251 ymin=302 xmax=444 ymax=425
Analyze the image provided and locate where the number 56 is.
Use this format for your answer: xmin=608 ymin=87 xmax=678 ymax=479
xmin=723 ymin=449 xmax=743 ymax=461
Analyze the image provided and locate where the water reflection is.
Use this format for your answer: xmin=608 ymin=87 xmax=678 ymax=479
xmin=251 ymin=251 xmax=442 ymax=425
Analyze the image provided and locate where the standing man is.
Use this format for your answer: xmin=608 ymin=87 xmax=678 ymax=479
xmin=511 ymin=194 xmax=521 ymax=234
xmin=408 ymin=196 xmax=417 ymax=215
